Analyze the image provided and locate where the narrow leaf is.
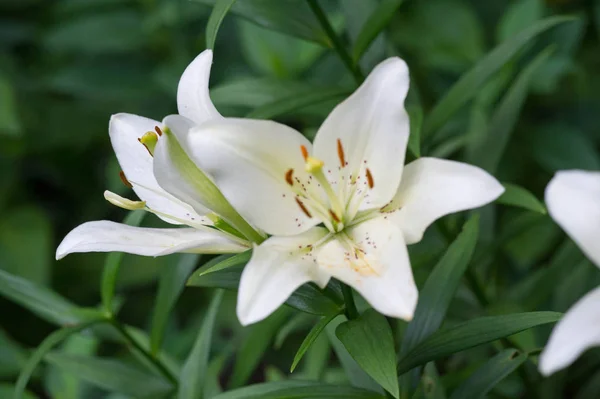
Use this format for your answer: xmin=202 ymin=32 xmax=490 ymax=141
xmin=213 ymin=381 xmax=385 ymax=399
xmin=351 ymin=0 xmax=404 ymax=63
xmin=179 ymin=290 xmax=224 ymax=399
xmin=449 ymin=349 xmax=527 ymax=399
xmin=336 ymin=309 xmax=399 ymax=398
xmin=407 ymin=105 xmax=423 ymax=158
xmin=497 ymin=183 xmax=547 ymax=214
xmin=397 ymin=312 xmax=562 ymax=374
xmin=291 ymin=310 xmax=340 ymax=372
xmin=401 ymin=216 xmax=480 ymax=355
xmin=151 ymin=254 xmax=199 ymax=355
xmin=412 ymin=363 xmax=447 ymax=399
xmin=206 ymin=0 xmax=238 ymax=50
xmin=423 ymin=16 xmax=575 ymax=138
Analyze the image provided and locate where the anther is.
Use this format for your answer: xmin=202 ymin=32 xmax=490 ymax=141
xmin=300 ymin=145 xmax=309 ymax=161
xmin=154 ymin=126 xmax=163 ymax=136
xmin=285 ymin=169 xmax=294 ymax=186
xmin=119 ymin=171 xmax=133 ymax=188
xmin=329 ymin=209 xmax=341 ymax=223
xmin=295 ymin=198 xmax=312 ymax=218
xmin=366 ymin=168 xmax=374 ymax=189
xmin=337 ymin=138 xmax=346 ymax=168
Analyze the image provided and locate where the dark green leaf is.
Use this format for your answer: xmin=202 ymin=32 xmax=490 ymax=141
xmin=179 ymin=290 xmax=224 ymax=399
xmin=213 ymin=381 xmax=385 ymax=399
xmin=397 ymin=312 xmax=562 ymax=374
xmin=497 ymin=183 xmax=547 ymax=214
xmin=412 ymin=363 xmax=446 ymax=399
xmin=291 ymin=310 xmax=340 ymax=372
xmin=206 ymin=0 xmax=238 ymax=50
xmin=423 ymin=16 xmax=576 ymax=139
xmin=275 ymin=313 xmax=314 ymax=349
xmin=449 ymin=349 xmax=527 ymax=399
xmin=286 ymin=284 xmax=344 ymax=316
xmin=0 ymin=329 xmax=27 ymax=378
xmin=336 ymin=309 xmax=399 ymax=398
xmin=351 ymin=0 xmax=404 ymax=63
xmin=151 ymin=254 xmax=199 ymax=356
xmin=0 ymin=384 xmax=35 ymax=399
xmin=530 ymin=127 xmax=600 ymax=172
xmin=211 ymin=78 xmax=314 ymax=109
xmin=407 ymin=105 xmax=423 ymax=158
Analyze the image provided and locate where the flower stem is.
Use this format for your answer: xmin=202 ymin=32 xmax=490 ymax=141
xmin=109 ymin=318 xmax=177 ymax=385
xmin=307 ymin=0 xmax=364 ymax=85
xmin=341 ymin=283 xmax=359 ymax=320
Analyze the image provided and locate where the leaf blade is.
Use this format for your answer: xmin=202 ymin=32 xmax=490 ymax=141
xmin=497 ymin=183 xmax=547 ymax=214
xmin=206 ymin=0 xmax=238 ymax=50
xmin=291 ymin=310 xmax=340 ymax=372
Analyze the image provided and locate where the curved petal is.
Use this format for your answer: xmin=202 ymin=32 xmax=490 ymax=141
xmin=56 ymin=221 xmax=248 ymax=260
xmin=316 ymin=216 xmax=417 ymax=320
xmin=109 ymin=113 xmax=203 ymax=225
xmin=237 ymin=227 xmax=331 ymax=325
xmin=539 ymin=286 xmax=600 ymax=376
xmin=313 ymin=57 xmax=410 ymax=209
xmin=388 ymin=158 xmax=504 ymax=245
xmin=177 ymin=49 xmax=222 ymax=125
xmin=185 ymin=118 xmax=320 ymax=236
xmin=545 ymin=170 xmax=600 ymax=268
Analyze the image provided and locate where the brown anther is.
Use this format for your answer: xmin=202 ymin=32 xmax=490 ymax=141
xmin=285 ymin=169 xmax=294 ymax=186
xmin=337 ymin=138 xmax=346 ymax=168
xmin=154 ymin=126 xmax=163 ymax=136
xmin=295 ymin=198 xmax=312 ymax=218
xmin=300 ymin=145 xmax=309 ymax=161
xmin=329 ymin=209 xmax=341 ymax=223
xmin=119 ymin=171 xmax=133 ymax=188
xmin=366 ymin=168 xmax=374 ymax=189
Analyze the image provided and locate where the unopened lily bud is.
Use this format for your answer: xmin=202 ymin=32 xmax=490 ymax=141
xmin=104 ymin=190 xmax=146 ymax=210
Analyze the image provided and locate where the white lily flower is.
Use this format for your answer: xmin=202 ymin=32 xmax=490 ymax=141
xmin=539 ymin=170 xmax=600 ymax=376
xmin=57 ymin=50 xmax=262 ymax=260
xmin=182 ymin=57 xmax=505 ymax=325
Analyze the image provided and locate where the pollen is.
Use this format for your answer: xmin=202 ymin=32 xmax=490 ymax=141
xmin=119 ymin=171 xmax=133 ymax=188
xmin=285 ymin=169 xmax=294 ymax=186
xmin=154 ymin=126 xmax=163 ymax=136
xmin=337 ymin=138 xmax=346 ymax=168
xmin=366 ymin=168 xmax=374 ymax=189
xmin=300 ymin=145 xmax=309 ymax=161
xmin=295 ymin=197 xmax=312 ymax=218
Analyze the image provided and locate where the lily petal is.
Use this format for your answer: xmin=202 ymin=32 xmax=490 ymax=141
xmin=237 ymin=227 xmax=331 ymax=325
xmin=388 ymin=158 xmax=504 ymax=245
xmin=539 ymin=286 xmax=600 ymax=376
xmin=177 ymin=49 xmax=222 ymax=125
xmin=316 ymin=216 xmax=417 ymax=320
xmin=56 ymin=221 xmax=248 ymax=260
xmin=185 ymin=118 xmax=319 ymax=236
xmin=313 ymin=57 xmax=410 ymax=209
xmin=545 ymin=170 xmax=600 ymax=268
xmin=109 ymin=113 xmax=203 ymax=225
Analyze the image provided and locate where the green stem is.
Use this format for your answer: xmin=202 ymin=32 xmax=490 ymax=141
xmin=307 ymin=0 xmax=364 ymax=84
xmin=341 ymin=284 xmax=359 ymax=320
xmin=110 ymin=319 xmax=177 ymax=385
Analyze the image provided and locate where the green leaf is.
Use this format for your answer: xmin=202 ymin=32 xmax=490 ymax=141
xmin=412 ymin=363 xmax=446 ymax=399
xmin=0 ymin=384 xmax=35 ymax=399
xmin=211 ymin=78 xmax=315 ymax=109
xmin=44 ymin=353 xmax=173 ymax=397
xmin=14 ymin=321 xmax=101 ymax=399
xmin=470 ymin=47 xmax=554 ymax=173
xmin=0 ymin=329 xmax=27 ymax=378
xmin=229 ymin=307 xmax=290 ymax=388
xmin=213 ymin=381 xmax=385 ymax=399
xmin=401 ymin=216 xmax=480 ymax=355
xmin=397 ymin=312 xmax=561 ymax=374
xmin=179 ymin=290 xmax=224 ymax=399
xmin=529 ymin=126 xmax=600 ymax=172
xmin=351 ymin=0 xmax=404 ymax=63
xmin=101 ymin=210 xmax=146 ymax=314
xmin=285 ymin=283 xmax=344 ymax=316
xmin=291 ymin=310 xmax=340 ymax=372
xmin=336 ymin=309 xmax=399 ymax=398
xmin=275 ymin=313 xmax=314 ymax=349
xmin=407 ymin=105 xmax=423 ymax=158
xmin=206 ymin=0 xmax=238 ymax=50
xmin=0 ymin=269 xmax=101 ymax=326
xmin=449 ymin=349 xmax=527 ymax=399
xmin=0 ymin=74 xmax=21 ymax=137
xmin=497 ymin=183 xmax=547 ymax=214
xmin=194 ymin=0 xmax=329 ymax=45
xmin=151 ymin=254 xmax=199 ymax=356
xmin=423 ymin=16 xmax=576 ymax=139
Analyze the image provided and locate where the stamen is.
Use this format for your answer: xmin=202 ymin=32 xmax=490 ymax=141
xmin=337 ymin=138 xmax=346 ymax=168
xmin=285 ymin=169 xmax=294 ymax=186
xmin=104 ymin=190 xmax=145 ymax=210
xmin=329 ymin=209 xmax=341 ymax=223
xmin=300 ymin=145 xmax=309 ymax=161
xmin=366 ymin=168 xmax=374 ymax=189
xmin=295 ymin=198 xmax=312 ymax=218
xmin=154 ymin=126 xmax=163 ymax=136
xmin=119 ymin=171 xmax=133 ymax=188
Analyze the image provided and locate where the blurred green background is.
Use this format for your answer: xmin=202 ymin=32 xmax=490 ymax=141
xmin=1 ymin=0 xmax=600 ymax=397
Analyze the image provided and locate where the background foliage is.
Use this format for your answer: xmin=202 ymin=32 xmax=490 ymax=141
xmin=1 ymin=0 xmax=600 ymax=398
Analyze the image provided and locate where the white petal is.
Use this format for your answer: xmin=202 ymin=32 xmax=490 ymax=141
xmin=185 ymin=118 xmax=319 ymax=236
xmin=109 ymin=113 xmax=203 ymax=225
xmin=316 ymin=216 xmax=417 ymax=320
xmin=177 ymin=49 xmax=222 ymax=125
xmin=545 ymin=170 xmax=600 ymax=268
xmin=539 ymin=286 xmax=600 ymax=376
xmin=313 ymin=57 xmax=410 ymax=209
xmin=237 ymin=227 xmax=331 ymax=325
xmin=388 ymin=158 xmax=504 ymax=245
xmin=56 ymin=221 xmax=248 ymax=260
